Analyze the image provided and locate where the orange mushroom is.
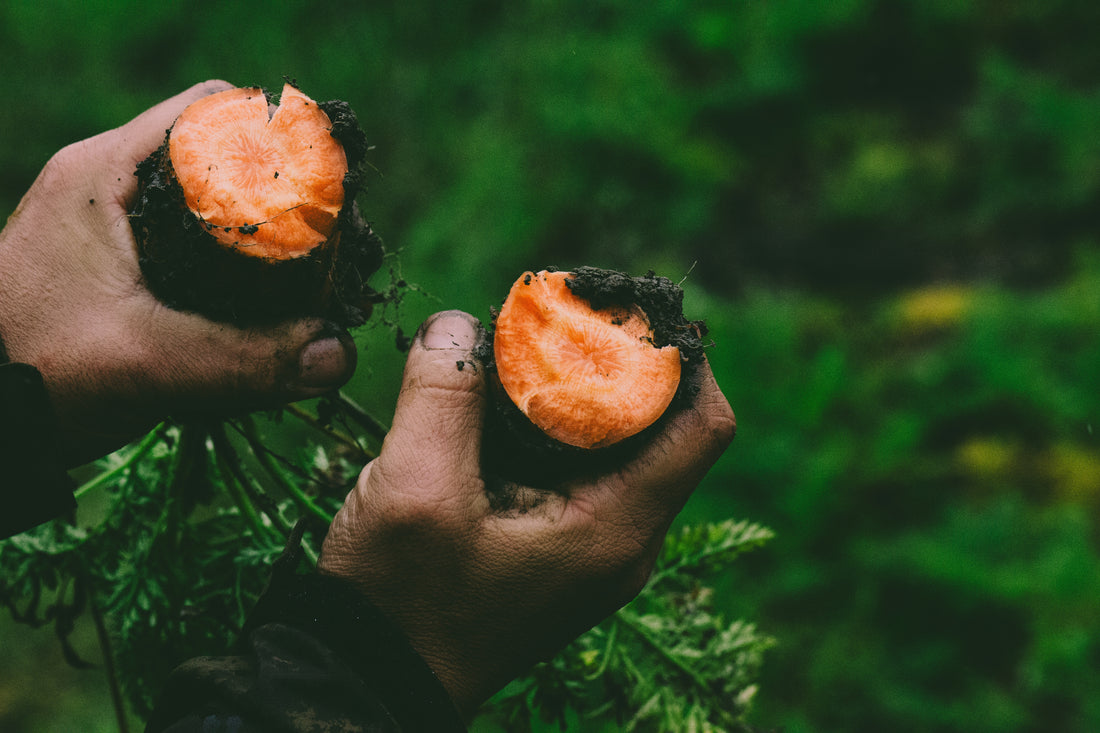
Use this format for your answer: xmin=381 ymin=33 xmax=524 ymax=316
xmin=131 ymin=82 xmax=382 ymax=326
xmin=167 ymin=83 xmax=347 ymax=259
xmin=493 ymin=270 xmax=682 ymax=449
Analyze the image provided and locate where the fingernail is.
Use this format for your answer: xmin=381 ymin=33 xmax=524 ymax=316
xmin=418 ymin=310 xmax=480 ymax=350
xmin=297 ymin=335 xmax=355 ymax=389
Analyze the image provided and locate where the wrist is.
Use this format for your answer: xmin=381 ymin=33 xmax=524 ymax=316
xmin=0 ymin=220 xmax=60 ymax=378
xmin=249 ymin=536 xmax=468 ymax=729
xmin=0 ymin=360 xmax=77 ymax=538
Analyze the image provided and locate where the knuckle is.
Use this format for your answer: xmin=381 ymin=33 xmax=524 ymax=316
xmin=384 ymin=492 xmax=451 ymax=532
xmin=672 ymin=389 xmax=736 ymax=457
xmin=199 ymin=78 xmax=234 ymax=93
xmin=682 ymin=361 xmax=737 ymax=444
xmin=233 ymin=330 xmax=284 ymax=395
xmin=368 ymin=455 xmax=466 ymax=535
xmin=35 ymin=138 xmax=102 ymax=199
xmin=710 ymin=399 xmax=737 ymax=445
xmin=39 ymin=143 xmax=80 ymax=183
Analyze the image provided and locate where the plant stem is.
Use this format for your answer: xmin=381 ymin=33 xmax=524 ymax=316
xmin=220 ymin=460 xmax=272 ymax=542
xmin=335 ymin=390 xmax=390 ymax=442
xmin=238 ymin=416 xmax=333 ymax=525
xmin=284 ymin=403 xmax=375 ymax=461
xmin=211 ymin=424 xmax=323 ymax=565
xmin=584 ymin=620 xmax=619 ymax=681
xmin=616 ymin=609 xmax=713 ymax=695
xmin=74 ymin=423 xmax=167 ymax=499
xmin=88 ymin=577 xmax=129 ymax=733
xmin=210 ymin=427 xmax=282 ymax=543
xmin=648 ymin=522 xmax=774 ymax=588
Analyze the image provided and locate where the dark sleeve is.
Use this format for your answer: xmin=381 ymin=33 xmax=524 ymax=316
xmin=0 ymin=359 xmax=77 ymax=539
xmin=144 ymin=527 xmax=468 ymax=733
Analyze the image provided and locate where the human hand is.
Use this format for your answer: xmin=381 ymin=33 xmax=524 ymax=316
xmin=317 ymin=310 xmax=736 ymax=718
xmin=0 ymin=80 xmax=357 ymax=465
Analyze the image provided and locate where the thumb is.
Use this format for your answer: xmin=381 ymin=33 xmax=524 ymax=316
xmin=54 ymin=312 xmax=358 ymax=464
xmin=109 ymin=79 xmax=235 ymax=175
xmin=123 ymin=310 xmax=358 ymax=418
xmin=381 ymin=311 xmax=488 ymax=492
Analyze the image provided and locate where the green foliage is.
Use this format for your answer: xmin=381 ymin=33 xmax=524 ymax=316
xmin=1 ymin=423 xmax=292 ymax=716
xmin=3 ymin=1 xmax=1100 ymax=731
xmin=1 ymin=406 xmax=773 ymax=731
xmin=0 ymin=401 xmax=389 ymax=721
xmin=695 ymin=256 xmax=1100 ymax=733
xmin=7 ymin=1 xmax=1100 ymax=302
xmin=479 ymin=520 xmax=775 ymax=732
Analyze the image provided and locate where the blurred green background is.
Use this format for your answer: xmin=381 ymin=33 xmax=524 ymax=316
xmin=3 ymin=1 xmax=1100 ymax=731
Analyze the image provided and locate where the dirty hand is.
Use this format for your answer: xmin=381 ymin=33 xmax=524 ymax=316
xmin=317 ymin=310 xmax=736 ymax=719
xmin=0 ymin=80 xmax=357 ymax=465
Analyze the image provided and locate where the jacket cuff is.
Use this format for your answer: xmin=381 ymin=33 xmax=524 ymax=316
xmin=245 ymin=538 xmax=467 ymax=732
xmin=0 ymin=362 xmax=76 ymax=539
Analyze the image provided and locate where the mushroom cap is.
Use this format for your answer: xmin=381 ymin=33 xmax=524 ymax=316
xmin=168 ymin=83 xmax=347 ymax=260
xmin=493 ymin=270 xmax=682 ymax=449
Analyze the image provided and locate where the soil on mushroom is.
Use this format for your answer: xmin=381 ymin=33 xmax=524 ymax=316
xmin=131 ymin=81 xmax=383 ymax=326
xmin=480 ymin=266 xmax=709 ymax=489
xmin=493 ymin=269 xmax=683 ymax=450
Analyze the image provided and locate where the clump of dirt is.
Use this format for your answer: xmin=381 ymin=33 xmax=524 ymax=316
xmin=566 ymin=265 xmax=709 ymax=398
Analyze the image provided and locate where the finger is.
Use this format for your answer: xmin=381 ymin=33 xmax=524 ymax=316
xmin=83 ymin=79 xmax=236 ymax=213
xmin=25 ymin=80 xmax=236 ymax=218
xmin=568 ymin=359 xmax=735 ymax=536
xmin=127 ymin=304 xmax=357 ymax=413
xmin=378 ymin=310 xmax=489 ymax=503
